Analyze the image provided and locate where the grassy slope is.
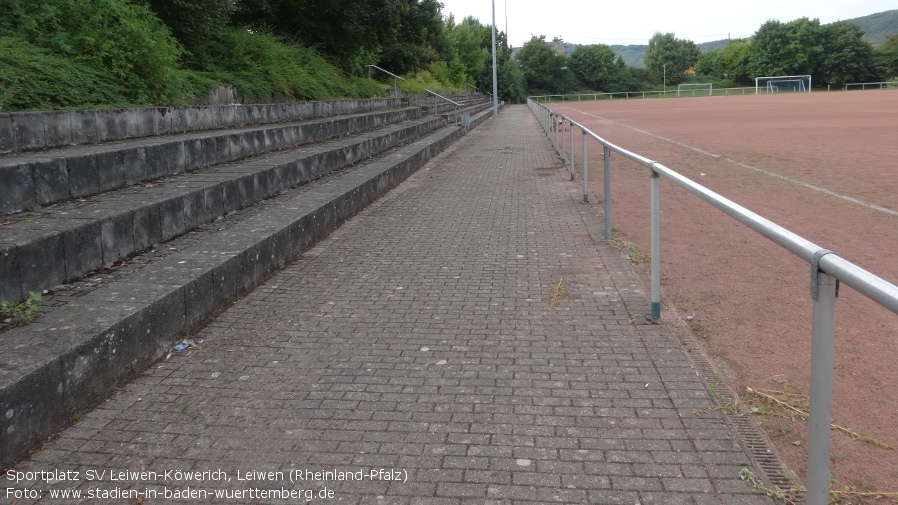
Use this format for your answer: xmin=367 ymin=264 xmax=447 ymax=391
xmin=0 ymin=29 xmax=390 ymax=112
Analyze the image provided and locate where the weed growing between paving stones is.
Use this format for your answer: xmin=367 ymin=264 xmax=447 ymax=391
xmin=1 ymin=291 xmax=42 ymax=328
xmin=69 ymin=410 xmax=84 ymax=424
xmin=739 ymin=468 xmax=801 ymax=504
xmin=604 ymin=236 xmax=651 ymax=264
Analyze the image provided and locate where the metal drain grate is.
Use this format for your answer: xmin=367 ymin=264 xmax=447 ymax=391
xmin=674 ymin=330 xmax=799 ymax=498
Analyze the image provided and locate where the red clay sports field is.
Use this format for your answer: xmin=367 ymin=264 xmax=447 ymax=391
xmin=548 ymin=90 xmax=898 ymax=496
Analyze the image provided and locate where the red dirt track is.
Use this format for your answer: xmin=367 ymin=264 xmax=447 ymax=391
xmin=551 ymin=91 xmax=898 ymax=498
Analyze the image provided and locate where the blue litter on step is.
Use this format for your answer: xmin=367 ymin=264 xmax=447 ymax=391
xmin=173 ymin=342 xmax=189 ymax=352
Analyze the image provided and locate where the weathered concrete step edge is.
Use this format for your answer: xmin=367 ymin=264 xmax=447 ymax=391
xmin=422 ymin=97 xmax=492 ymax=116
xmin=0 ymin=107 xmax=423 ymax=217
xmin=0 ymin=106 xmax=495 ymax=468
xmin=0 ymin=99 xmax=401 ymax=155
xmin=438 ymin=101 xmax=496 ymax=122
xmin=0 ymin=116 xmax=446 ymax=305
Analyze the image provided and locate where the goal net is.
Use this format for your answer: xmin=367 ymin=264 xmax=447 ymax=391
xmin=755 ymin=75 xmax=811 ymax=94
xmin=677 ymin=83 xmax=713 ymax=97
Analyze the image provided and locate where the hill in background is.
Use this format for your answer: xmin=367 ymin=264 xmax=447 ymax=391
xmin=851 ymin=9 xmax=898 ymax=44
xmin=604 ymin=8 xmax=897 ymax=68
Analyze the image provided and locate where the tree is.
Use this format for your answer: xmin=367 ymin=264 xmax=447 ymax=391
xmin=231 ymin=0 xmax=404 ymax=72
xmin=694 ymin=48 xmax=723 ymax=77
xmin=683 ymin=40 xmax=701 ymax=67
xmin=146 ymin=0 xmax=235 ymax=50
xmin=501 ymin=58 xmax=527 ymax=103
xmin=516 ymin=36 xmax=566 ymax=95
xmin=379 ymin=0 xmax=447 ymax=74
xmin=722 ymin=40 xmax=752 ymax=84
xmin=873 ymin=34 xmax=898 ymax=79
xmin=0 ymin=0 xmax=182 ymax=102
xmin=643 ymin=32 xmax=691 ymax=86
xmin=449 ymin=16 xmax=489 ymax=85
xmin=749 ymin=18 xmax=824 ymax=78
xmin=569 ymin=44 xmax=616 ymax=90
xmin=819 ymin=21 xmax=875 ymax=87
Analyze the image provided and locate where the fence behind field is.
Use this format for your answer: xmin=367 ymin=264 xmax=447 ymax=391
xmin=845 ymin=81 xmax=898 ymax=91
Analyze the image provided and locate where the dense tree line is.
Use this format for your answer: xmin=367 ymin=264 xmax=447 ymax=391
xmin=519 ymin=17 xmax=897 ymax=96
xmin=697 ymin=18 xmax=897 ymax=87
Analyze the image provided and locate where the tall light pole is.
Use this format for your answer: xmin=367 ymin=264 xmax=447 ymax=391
xmin=663 ymin=64 xmax=667 ymax=94
xmin=491 ymin=0 xmax=499 ymax=115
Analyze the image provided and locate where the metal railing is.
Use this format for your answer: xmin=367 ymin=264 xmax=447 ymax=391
xmin=531 ymin=87 xmax=759 ymax=102
xmin=528 ymin=97 xmax=898 ymax=505
xmin=844 ymin=81 xmax=898 ymax=91
xmin=365 ymin=65 xmax=406 ymax=96
xmin=424 ymin=89 xmax=463 ymax=126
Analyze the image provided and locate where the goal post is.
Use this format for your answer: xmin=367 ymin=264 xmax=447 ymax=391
xmin=677 ymin=83 xmax=713 ymax=97
xmin=755 ymin=75 xmax=812 ymax=95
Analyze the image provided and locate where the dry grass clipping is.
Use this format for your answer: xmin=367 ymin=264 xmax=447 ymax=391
xmin=549 ymin=277 xmax=567 ymax=308
xmin=745 ymin=386 xmax=894 ymax=450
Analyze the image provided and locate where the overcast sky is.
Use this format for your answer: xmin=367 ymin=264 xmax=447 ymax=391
xmin=439 ymin=0 xmax=896 ymax=47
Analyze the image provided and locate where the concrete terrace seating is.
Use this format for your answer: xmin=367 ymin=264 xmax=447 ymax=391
xmin=0 ymin=93 xmax=497 ymax=468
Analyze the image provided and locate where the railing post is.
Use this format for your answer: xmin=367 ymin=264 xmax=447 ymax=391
xmin=569 ymin=121 xmax=575 ymax=181
xmin=552 ymin=113 xmax=556 ymax=148
xmin=650 ymin=167 xmax=661 ymax=320
xmin=561 ymin=118 xmax=566 ymax=165
xmin=603 ymin=146 xmax=612 ymax=241
xmin=582 ymin=130 xmax=588 ymax=202
xmin=581 ymin=135 xmax=589 ymax=202
xmin=807 ymin=266 xmax=837 ymax=505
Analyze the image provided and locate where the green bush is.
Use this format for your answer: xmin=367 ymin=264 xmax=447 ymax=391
xmin=0 ymin=36 xmax=128 ymax=110
xmin=0 ymin=0 xmax=183 ymax=103
xmin=194 ymin=28 xmax=383 ymax=101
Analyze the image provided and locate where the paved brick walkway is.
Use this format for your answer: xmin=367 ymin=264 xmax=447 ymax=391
xmin=11 ymin=105 xmax=773 ymax=504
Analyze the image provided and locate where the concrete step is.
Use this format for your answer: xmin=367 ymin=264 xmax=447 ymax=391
xmin=0 ymin=106 xmax=421 ymax=216
xmin=0 ymin=103 xmax=498 ymax=469
xmin=421 ymin=97 xmax=493 ymax=116
xmin=438 ymin=101 xmax=497 ymax=125
xmin=0 ymin=115 xmax=445 ymax=305
xmin=0 ymin=99 xmax=400 ymax=155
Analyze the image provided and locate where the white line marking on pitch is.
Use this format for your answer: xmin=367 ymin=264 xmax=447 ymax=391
xmin=560 ymin=107 xmax=898 ymax=219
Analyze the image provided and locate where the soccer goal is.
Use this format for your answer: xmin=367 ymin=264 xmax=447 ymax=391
xmin=677 ymin=83 xmax=713 ymax=97
xmin=755 ymin=75 xmax=812 ymax=94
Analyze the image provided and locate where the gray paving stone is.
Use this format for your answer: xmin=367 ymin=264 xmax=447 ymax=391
xmin=9 ymin=106 xmax=775 ymax=505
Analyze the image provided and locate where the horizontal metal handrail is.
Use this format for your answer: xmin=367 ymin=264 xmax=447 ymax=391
xmin=424 ymin=89 xmax=464 ymax=126
xmin=424 ymin=89 xmax=461 ymax=107
xmin=364 ymin=65 xmax=405 ymax=81
xmin=527 ymin=97 xmax=898 ymax=505
xmin=365 ymin=65 xmax=406 ymax=95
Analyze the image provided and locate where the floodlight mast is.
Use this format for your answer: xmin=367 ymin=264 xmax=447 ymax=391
xmin=491 ymin=0 xmax=499 ymax=115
